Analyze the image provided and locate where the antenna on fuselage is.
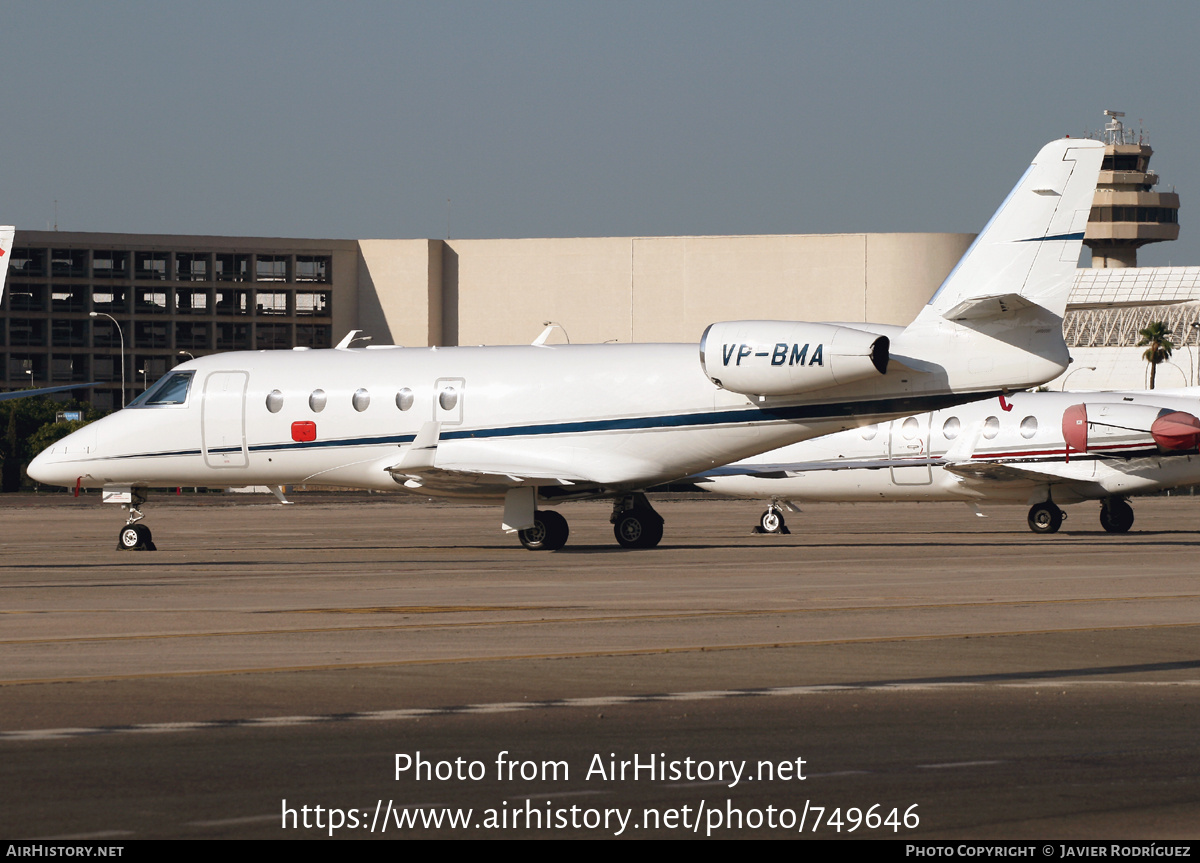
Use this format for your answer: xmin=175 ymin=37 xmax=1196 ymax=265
xmin=532 ymin=322 xmax=570 ymax=346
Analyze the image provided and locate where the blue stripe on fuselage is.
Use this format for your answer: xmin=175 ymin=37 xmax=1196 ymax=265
xmin=107 ymin=390 xmax=1004 ymax=462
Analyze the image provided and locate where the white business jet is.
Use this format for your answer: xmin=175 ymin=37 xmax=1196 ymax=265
xmin=696 ymin=388 xmax=1200 ymax=535
xmin=28 ymin=138 xmax=1104 ymax=551
xmin=0 ymin=226 xmax=97 ymax=402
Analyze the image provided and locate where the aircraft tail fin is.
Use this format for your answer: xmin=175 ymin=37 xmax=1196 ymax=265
xmin=0 ymin=226 xmax=14 ymax=305
xmin=911 ymin=139 xmax=1104 ymax=329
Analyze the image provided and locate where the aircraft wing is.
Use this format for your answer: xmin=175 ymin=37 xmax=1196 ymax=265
xmin=694 ymin=456 xmax=938 ymax=480
xmin=384 ymin=421 xmax=642 ymax=494
xmin=942 ymin=459 xmax=1103 ymax=490
xmin=387 ymin=463 xmax=595 ymax=493
xmin=0 ymin=383 xmax=101 ymax=403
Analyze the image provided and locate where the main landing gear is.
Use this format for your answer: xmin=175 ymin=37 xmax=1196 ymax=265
xmin=1099 ymin=498 xmax=1134 ymax=533
xmin=1027 ymin=501 xmax=1064 ymax=534
xmin=754 ymin=502 xmax=792 ymax=535
xmin=115 ymin=490 xmax=157 ymax=551
xmin=611 ymin=493 xmax=664 ymax=549
xmin=1027 ymin=498 xmax=1136 ymax=535
xmin=518 ymin=509 xmax=570 ymax=551
xmin=515 ymin=494 xmax=665 ymax=551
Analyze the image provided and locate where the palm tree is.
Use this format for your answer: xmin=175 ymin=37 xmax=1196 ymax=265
xmin=1137 ymin=321 xmax=1175 ymax=389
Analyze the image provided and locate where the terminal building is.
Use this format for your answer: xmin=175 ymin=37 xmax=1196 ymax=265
xmin=0 ymin=112 xmax=1192 ymax=409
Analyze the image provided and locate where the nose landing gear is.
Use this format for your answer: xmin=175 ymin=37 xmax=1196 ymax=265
xmin=754 ymin=503 xmax=792 ymax=534
xmin=113 ymin=489 xmax=156 ymax=551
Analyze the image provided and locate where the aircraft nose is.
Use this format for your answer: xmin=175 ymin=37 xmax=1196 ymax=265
xmin=26 ymin=447 xmax=66 ymax=485
xmin=27 ymin=426 xmax=99 ymax=487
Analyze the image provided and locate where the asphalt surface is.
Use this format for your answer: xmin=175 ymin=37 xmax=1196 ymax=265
xmin=2 ymin=491 xmax=1199 ymax=839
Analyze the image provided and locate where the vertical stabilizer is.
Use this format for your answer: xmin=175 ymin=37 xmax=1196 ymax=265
xmin=912 ymin=139 xmax=1104 ymax=328
xmin=0 ymin=226 xmax=13 ymax=305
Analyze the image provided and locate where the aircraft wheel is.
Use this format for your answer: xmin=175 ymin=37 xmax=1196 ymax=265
xmin=1027 ymin=502 xmax=1063 ymax=534
xmin=614 ymin=511 xmax=664 ymax=549
xmin=757 ymin=506 xmax=789 ymax=534
xmin=117 ymin=524 xmax=156 ymax=551
xmin=518 ymin=510 xmax=570 ymax=551
xmin=1099 ymin=499 xmax=1134 ymax=533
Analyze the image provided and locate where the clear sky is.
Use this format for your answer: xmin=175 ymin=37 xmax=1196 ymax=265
xmin=2 ymin=1 xmax=1197 ymax=265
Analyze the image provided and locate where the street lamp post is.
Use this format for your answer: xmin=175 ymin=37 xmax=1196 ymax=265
xmin=1060 ymin=365 xmax=1097 ymax=391
xmin=1162 ymin=361 xmax=1189 ymax=388
xmin=89 ymin=311 xmax=126 ymax=407
xmin=1185 ymin=321 xmax=1195 ymax=386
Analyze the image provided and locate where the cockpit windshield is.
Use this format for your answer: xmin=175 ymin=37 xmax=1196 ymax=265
xmin=127 ymin=371 xmax=195 ymax=408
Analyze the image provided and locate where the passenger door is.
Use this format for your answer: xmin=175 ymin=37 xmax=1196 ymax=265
xmin=889 ymin=415 xmax=933 ymax=485
xmin=202 ymin=371 xmax=249 ymax=468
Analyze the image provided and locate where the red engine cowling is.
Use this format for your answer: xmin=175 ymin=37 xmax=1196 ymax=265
xmin=1062 ymin=403 xmax=1200 ymax=455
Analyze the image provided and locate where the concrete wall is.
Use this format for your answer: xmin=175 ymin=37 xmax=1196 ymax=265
xmin=449 ymin=237 xmax=635 ymax=346
xmin=355 ymin=239 xmax=441 ymax=347
xmin=355 ymin=232 xmax=975 ymax=347
xmin=1046 ymin=347 xmax=1198 ymax=392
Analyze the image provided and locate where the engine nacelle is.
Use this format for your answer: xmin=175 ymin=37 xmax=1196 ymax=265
xmin=1062 ymin=403 xmax=1200 ymax=455
xmin=699 ymin=321 xmax=889 ymax=397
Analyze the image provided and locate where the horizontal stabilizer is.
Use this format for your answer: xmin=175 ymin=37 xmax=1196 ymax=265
xmin=943 ymin=293 xmax=1039 ymax=323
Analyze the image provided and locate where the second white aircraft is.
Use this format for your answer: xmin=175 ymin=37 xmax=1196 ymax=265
xmin=697 ymin=388 xmax=1200 ymax=535
xmin=29 ymin=138 xmax=1104 ymax=551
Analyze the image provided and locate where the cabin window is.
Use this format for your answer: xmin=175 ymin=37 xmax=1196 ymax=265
xmin=942 ymin=417 xmax=961 ymax=440
xmin=309 ymin=389 xmax=327 ymax=412
xmin=860 ymin=424 xmax=877 ymax=441
xmin=982 ymin=416 xmax=1000 ymax=439
xmin=1020 ymin=416 xmax=1038 ymax=439
xmin=266 ymin=390 xmax=284 ymax=413
xmin=128 ymin=371 xmax=194 ymax=407
xmin=901 ymin=417 xmax=919 ymax=439
xmin=439 ymin=387 xmax=458 ymax=411
xmin=352 ymin=388 xmax=370 ymax=412
xmin=396 ymin=388 xmax=414 ymax=411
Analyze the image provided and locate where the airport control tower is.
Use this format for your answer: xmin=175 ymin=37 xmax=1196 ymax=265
xmin=1084 ymin=110 xmax=1181 ymax=268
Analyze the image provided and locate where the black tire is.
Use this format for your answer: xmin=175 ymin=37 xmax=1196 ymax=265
xmin=1099 ymin=499 xmax=1134 ymax=533
xmin=117 ymin=524 xmax=155 ymax=551
xmin=518 ymin=510 xmax=570 ymax=551
xmin=1027 ymin=502 xmax=1063 ymax=534
xmin=614 ymin=511 xmax=664 ymax=549
xmin=759 ymin=507 xmax=786 ymax=534
xmin=118 ymin=525 xmax=141 ymax=550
